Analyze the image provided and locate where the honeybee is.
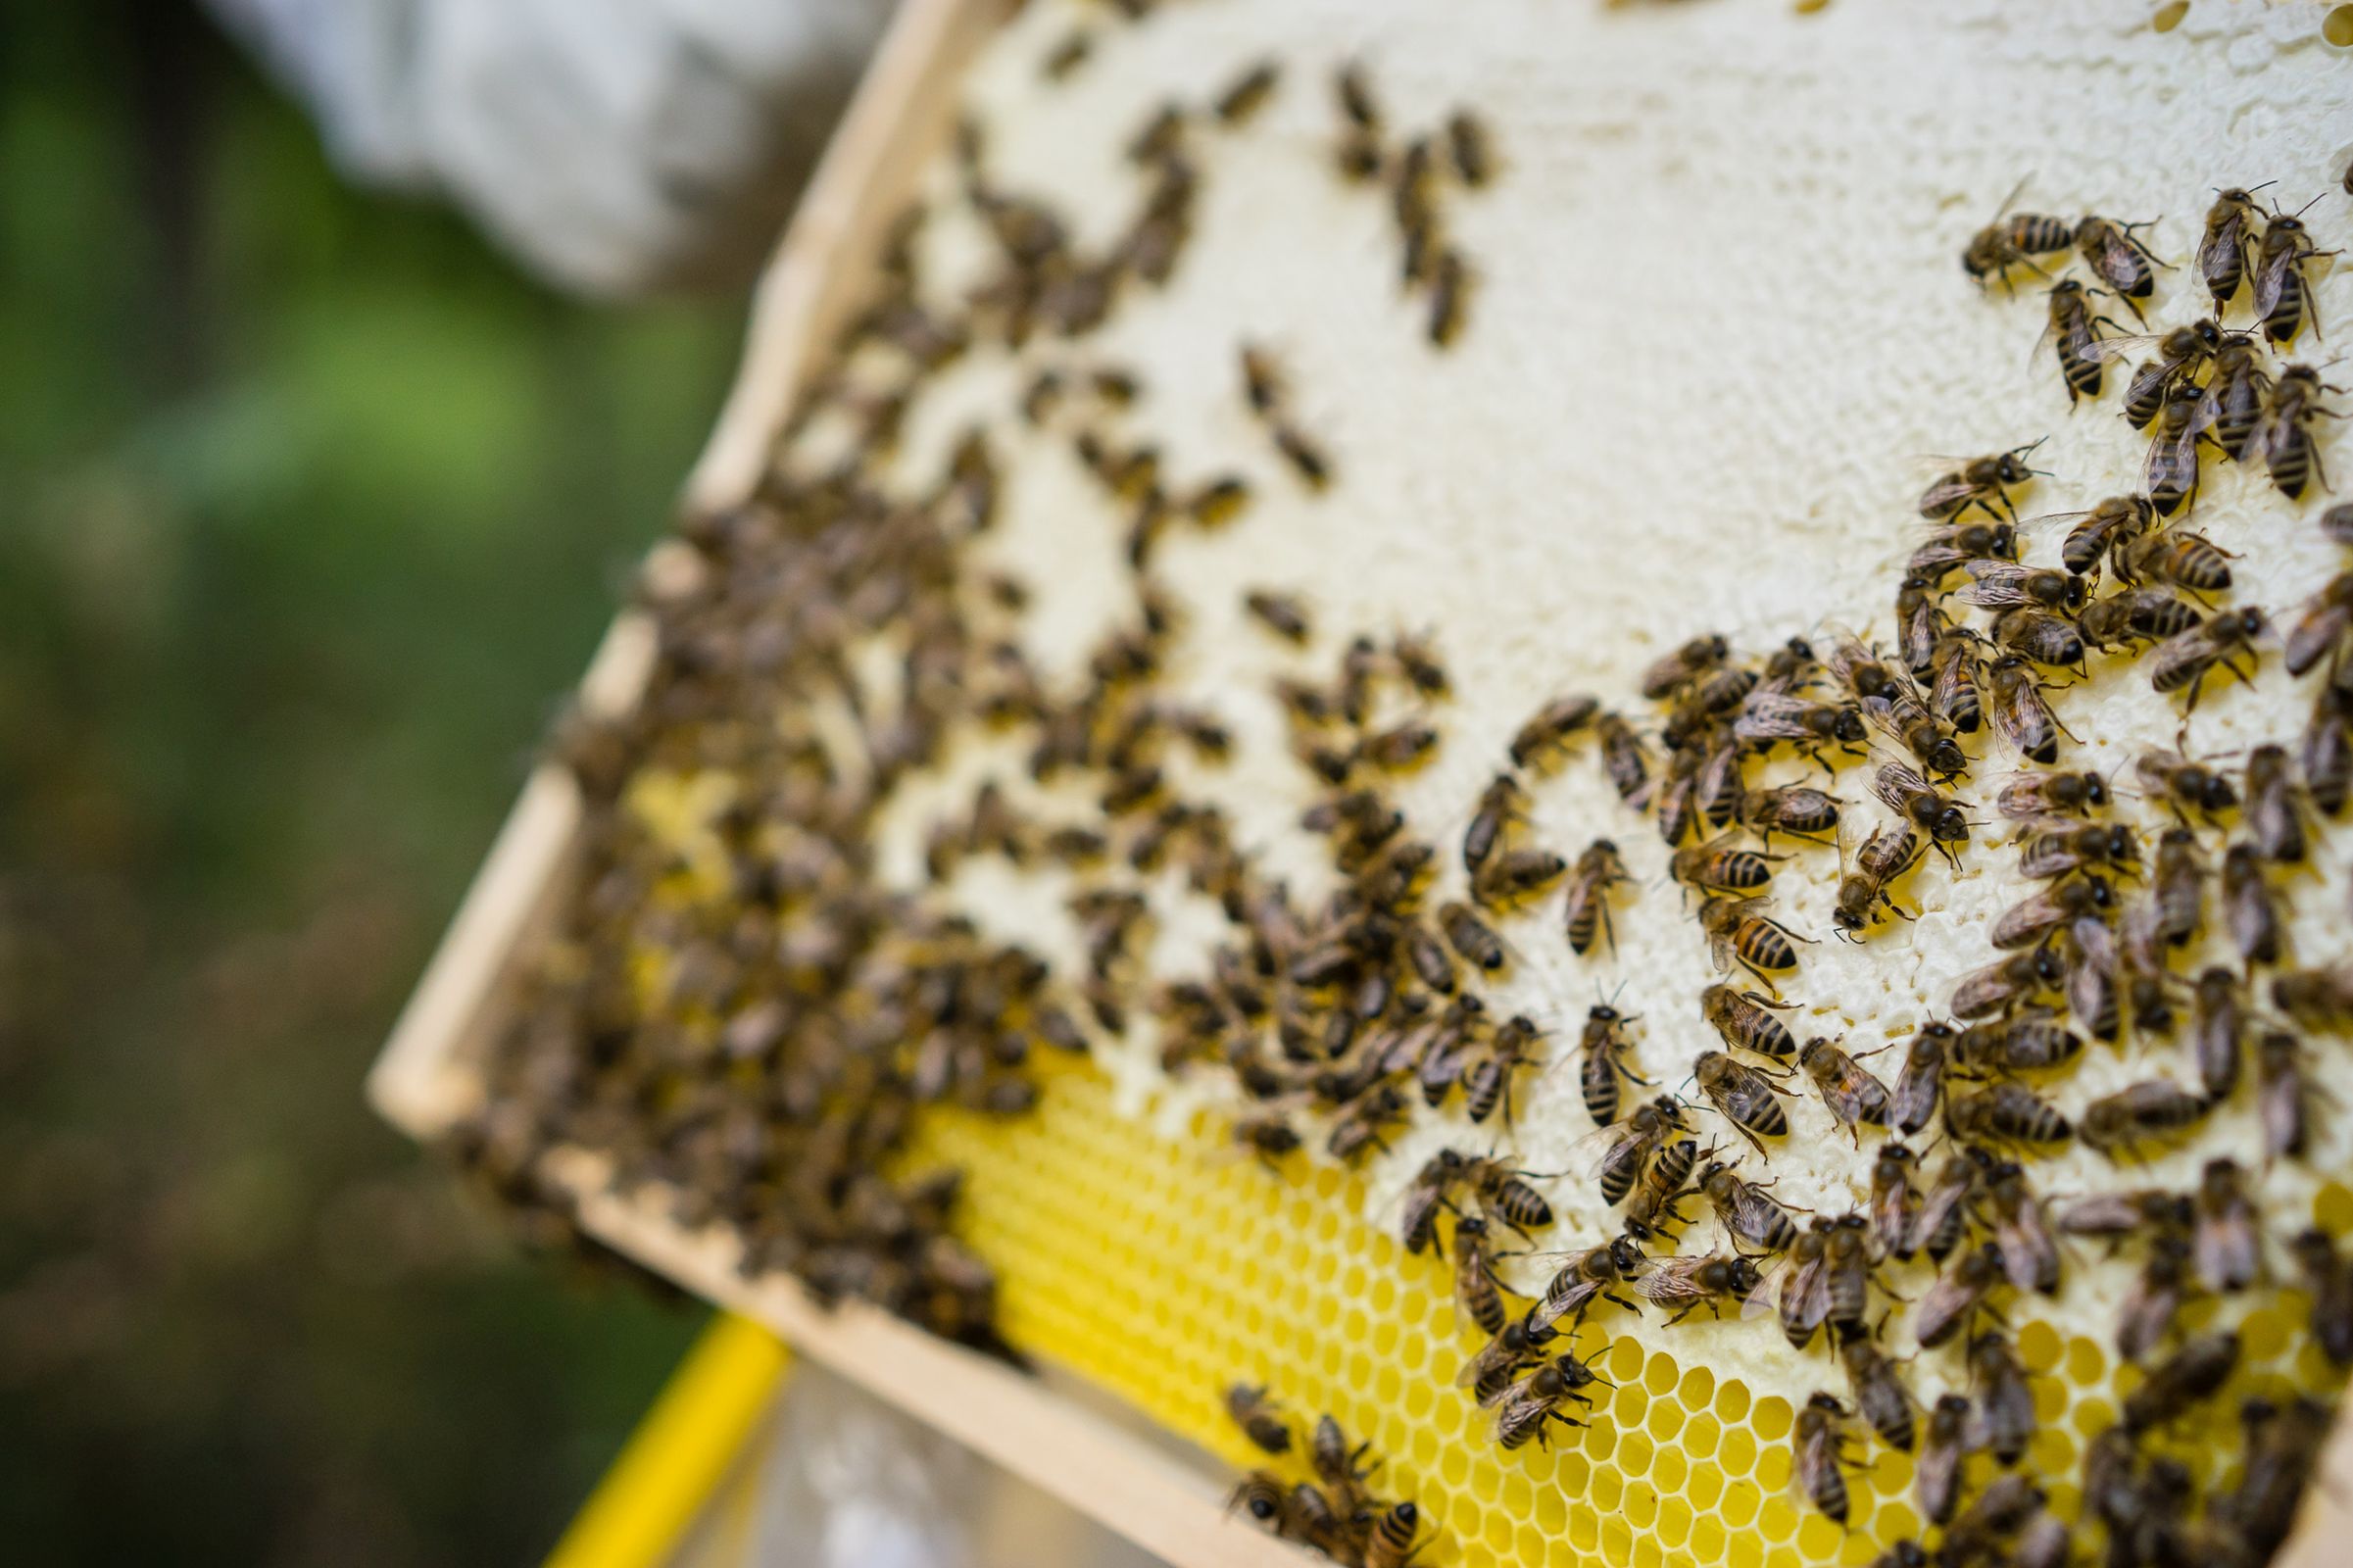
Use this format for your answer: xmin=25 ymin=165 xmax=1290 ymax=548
xmin=1359 ymin=718 xmax=1438 ymax=774
xmin=1399 ymin=1149 xmax=1468 ymax=1254
xmin=1392 ymin=630 xmax=1449 ymax=699
xmin=2222 ymin=843 xmax=2283 ymax=967
xmin=2121 ymin=1331 xmax=2239 ymax=1433
xmin=1870 ymin=1141 xmax=1920 ymax=1257
xmin=2081 ymin=1079 xmax=2212 ymax=1159
xmin=1751 ymin=1218 xmax=1835 ymax=1348
xmin=2293 ymin=1230 xmax=2353 ymax=1364
xmin=2149 ymin=830 xmax=2208 ymax=953
xmin=2155 ymin=600 xmax=2258 ymax=706
xmin=2137 ymin=744 xmax=2242 ymax=821
xmin=1919 ymin=442 xmax=2044 ymax=523
xmin=1451 ymin=1214 xmax=1509 ymax=1335
xmin=2079 ymin=587 xmax=2202 ymax=650
xmin=2193 ymin=1156 xmax=2261 ymax=1293
xmin=1835 ymin=820 xmax=1925 ymax=936
xmin=1472 ymin=846 xmax=1566 ymax=906
xmin=1991 ymin=605 xmax=2086 ymax=670
xmin=1909 ymin=521 xmax=2018 ymax=584
xmin=2197 ymin=186 xmax=2265 ymax=312
xmin=2285 ymin=572 xmax=2353 ymax=678
xmin=1950 ymin=945 xmax=2064 ymax=1018
xmin=2123 ymin=319 xmax=2226 ymax=429
xmin=2017 ymin=820 xmax=2136 ymax=880
xmin=2275 ymin=961 xmax=2353 ymax=1028
xmin=1839 ymin=1332 xmax=1917 ymax=1451
xmin=1234 ymin=1111 xmax=1301 ymax=1161
xmin=1986 ymin=1163 xmax=2061 ymax=1297
xmin=1640 ymin=634 xmax=1731 ymax=700
xmin=1595 ymin=715 xmax=1656 ymax=805
xmin=1245 ymin=589 xmax=1312 ymax=643
xmin=1404 ymin=920 xmax=1458 ymax=996
xmin=1916 ymin=1394 xmax=1973 ymax=1525
xmin=1703 ymin=1161 xmax=1801 ymax=1253
xmin=1623 ymin=1136 xmax=1701 ymax=1242
xmin=2257 ymin=364 xmax=2341 ymax=500
xmin=1327 ymin=1083 xmax=1406 ymax=1162
xmin=1740 ymin=784 xmax=1842 ymax=846
xmin=2143 ymin=391 xmax=2214 ymax=518
xmin=1871 ymin=761 xmax=1971 ymax=858
xmin=2304 ymin=682 xmax=2353 ymax=815
xmin=2075 ymin=215 xmax=2166 ymax=320
xmin=1214 ymin=60 xmax=1281 ymax=125
xmin=1562 ymin=839 xmax=1631 ymax=956
xmin=1509 ymin=693 xmax=1600 ymax=767
xmin=1334 ymin=62 xmax=1381 ymax=132
xmin=1595 ymin=1096 xmax=1688 ymax=1206
xmin=2041 ymin=278 xmax=2125 ymax=404
xmin=1492 ymin=1356 xmax=1597 ymax=1449
xmin=1272 ymin=422 xmax=1332 ymax=490
xmin=2231 ymin=1395 xmax=2337 ymax=1561
xmin=1863 ymin=685 xmax=1968 ymax=776
xmin=1694 ymin=1050 xmax=1790 ymax=1156
xmin=1456 ymin=1314 xmax=1557 ymax=1405
xmin=1953 ymin=1007 xmax=2083 ymax=1073
xmin=1962 ymin=186 xmax=2073 ymax=291
xmin=1799 ymin=1037 xmax=1891 ymax=1141
xmin=1635 ymin=1251 xmax=1764 ymax=1325
xmin=1985 ymin=655 xmax=2071 ymax=763
xmin=1530 ymin=1236 xmax=1645 ymax=1329
xmin=1446 ymin=109 xmax=1494 ymax=187
xmin=1929 ymin=629 xmax=1985 ymax=733
xmin=1968 ymin=1332 xmax=2035 ymax=1463
xmin=1671 ymin=832 xmax=1784 ymax=898
xmin=1989 ymin=874 xmax=2113 ymax=951
xmin=2056 ymin=1187 xmax=2190 ymax=1241
xmin=1227 ymin=1383 xmax=1294 ymax=1453
xmin=1943 ymin=1476 xmax=2053 ymax=1566
xmin=1793 ymin=1393 xmax=1861 ymax=1524
xmin=1888 ymin=1024 xmax=1952 ymax=1135
xmin=1427 ymin=248 xmax=1471 ymax=348
xmin=1914 ymin=1244 xmax=2004 ymax=1349
xmin=1701 ymin=898 xmax=1806 ymax=988
xmin=1896 ymin=574 xmax=1952 ymax=678
xmin=1733 ymin=692 xmax=1867 ymax=754
xmin=1438 ymin=901 xmax=1507 ymax=972
xmin=1437 ymin=1011 xmax=1527 ymax=1123
xmin=1364 ymin=1500 xmax=1424 ymax=1568
xmin=1579 ymin=1003 xmax=1648 ymax=1126
xmin=2204 ymin=334 xmax=2274 ymax=459
xmin=2064 ymin=915 xmax=2121 ymax=1042
xmin=2253 ymin=210 xmax=2331 ymax=345
xmin=2257 ymin=1031 xmax=2318 ymax=1160
xmin=1700 ymin=984 xmax=1797 ymax=1059
xmin=1240 ymin=343 xmax=1285 ymax=416
xmin=2118 ymin=527 xmax=2236 ymax=601
xmin=1948 ymin=1082 xmax=2073 ymax=1151
xmin=2050 ymin=494 xmax=2155 ymax=575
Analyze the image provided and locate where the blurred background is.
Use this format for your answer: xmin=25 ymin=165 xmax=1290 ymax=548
xmin=0 ymin=1 xmax=786 ymax=1559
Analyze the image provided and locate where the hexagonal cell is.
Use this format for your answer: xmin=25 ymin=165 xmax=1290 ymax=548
xmin=1716 ymin=1379 xmax=1754 ymax=1424
xmin=1751 ymin=1394 xmax=1794 ymax=1442
xmin=1687 ymin=1460 xmax=1724 ymax=1510
xmin=1719 ymin=1424 xmax=1759 ymax=1476
xmin=1719 ymin=1479 xmax=1762 ymax=1527
xmin=1681 ymin=1410 xmax=1722 ymax=1457
xmin=2018 ymin=1318 xmax=2064 ymax=1373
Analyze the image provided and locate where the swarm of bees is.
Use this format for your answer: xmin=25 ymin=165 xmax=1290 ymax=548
xmin=1226 ymin=1396 xmax=1430 ymax=1567
xmin=453 ymin=25 xmax=2353 ymax=1568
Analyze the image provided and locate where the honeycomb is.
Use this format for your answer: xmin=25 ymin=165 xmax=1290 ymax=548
xmin=886 ymin=1058 xmax=2353 ymax=1568
xmin=473 ymin=2 xmax=2353 ymax=1564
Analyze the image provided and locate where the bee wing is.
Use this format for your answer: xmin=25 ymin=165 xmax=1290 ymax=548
xmin=1740 ymin=1251 xmax=1800 ymax=1321
xmin=1916 ymin=473 xmax=1981 ymax=516
xmin=1732 ymin=692 xmax=1823 ymax=744
xmin=1985 ymin=676 xmax=2052 ymax=760
xmin=2251 ymin=241 xmax=2294 ymax=322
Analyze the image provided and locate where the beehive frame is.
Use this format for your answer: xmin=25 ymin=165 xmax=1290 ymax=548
xmin=368 ymin=2 xmax=2353 ymax=1564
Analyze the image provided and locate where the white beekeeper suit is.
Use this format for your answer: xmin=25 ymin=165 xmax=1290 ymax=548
xmin=205 ymin=0 xmax=897 ymax=294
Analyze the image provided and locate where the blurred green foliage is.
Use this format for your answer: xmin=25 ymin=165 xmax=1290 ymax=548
xmin=0 ymin=2 xmax=751 ymax=1561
